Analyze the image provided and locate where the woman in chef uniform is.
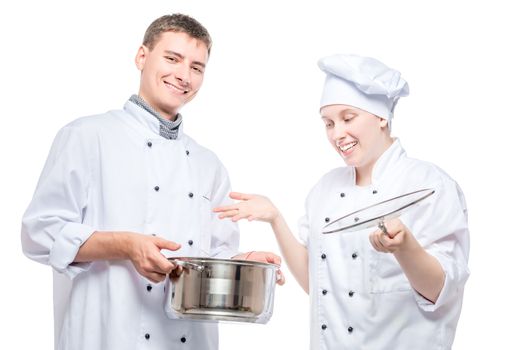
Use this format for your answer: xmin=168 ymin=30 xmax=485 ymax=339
xmin=215 ymin=54 xmax=470 ymax=349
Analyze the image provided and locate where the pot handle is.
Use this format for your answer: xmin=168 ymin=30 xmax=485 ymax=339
xmin=172 ymin=259 xmax=205 ymax=272
xmin=275 ymin=268 xmax=284 ymax=284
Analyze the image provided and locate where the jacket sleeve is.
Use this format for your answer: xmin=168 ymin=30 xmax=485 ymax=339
xmin=297 ymin=186 xmax=319 ymax=247
xmin=297 ymin=174 xmax=328 ymax=247
xmin=207 ymin=163 xmax=239 ymax=258
xmin=21 ymin=124 xmax=96 ymax=279
xmin=407 ymin=178 xmax=470 ymax=312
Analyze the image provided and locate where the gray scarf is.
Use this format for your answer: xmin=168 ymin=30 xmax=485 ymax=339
xmin=129 ymin=94 xmax=182 ymax=140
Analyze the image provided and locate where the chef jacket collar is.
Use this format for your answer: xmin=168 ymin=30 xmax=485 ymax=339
xmin=123 ymin=99 xmax=185 ymax=139
xmin=371 ymin=138 xmax=405 ymax=184
xmin=349 ymin=138 xmax=405 ymax=186
xmin=128 ymin=94 xmax=182 ymax=139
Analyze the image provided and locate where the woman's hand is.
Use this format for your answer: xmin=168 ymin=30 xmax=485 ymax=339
xmin=368 ymin=218 xmax=445 ymax=303
xmin=213 ymin=192 xmax=280 ymax=224
xmin=368 ymin=218 xmax=417 ymax=254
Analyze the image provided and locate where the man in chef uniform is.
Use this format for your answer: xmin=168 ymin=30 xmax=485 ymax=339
xmin=21 ymin=13 xmax=281 ymax=350
xmin=215 ymin=54 xmax=470 ymax=349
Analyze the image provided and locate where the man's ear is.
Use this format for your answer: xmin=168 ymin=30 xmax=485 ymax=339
xmin=135 ymin=45 xmax=148 ymax=71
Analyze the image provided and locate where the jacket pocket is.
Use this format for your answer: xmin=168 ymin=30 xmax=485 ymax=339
xmin=368 ymin=250 xmax=412 ymax=293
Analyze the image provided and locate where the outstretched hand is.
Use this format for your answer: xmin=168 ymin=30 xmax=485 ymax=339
xmin=213 ymin=192 xmax=280 ymax=223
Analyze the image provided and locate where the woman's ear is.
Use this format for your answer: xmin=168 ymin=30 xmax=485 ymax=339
xmin=379 ymin=117 xmax=389 ymax=128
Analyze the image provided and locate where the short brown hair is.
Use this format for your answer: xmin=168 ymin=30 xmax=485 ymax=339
xmin=142 ymin=14 xmax=212 ymax=54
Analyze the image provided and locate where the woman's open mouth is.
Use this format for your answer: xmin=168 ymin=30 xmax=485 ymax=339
xmin=338 ymin=141 xmax=358 ymax=153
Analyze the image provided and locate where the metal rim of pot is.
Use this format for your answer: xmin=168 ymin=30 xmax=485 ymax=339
xmin=164 ymin=256 xmax=279 ymax=324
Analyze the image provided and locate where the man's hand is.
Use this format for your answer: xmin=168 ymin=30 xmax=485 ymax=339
xmin=124 ymin=233 xmax=181 ymax=283
xmin=75 ymin=231 xmax=181 ymax=283
xmin=233 ymin=251 xmax=286 ymax=285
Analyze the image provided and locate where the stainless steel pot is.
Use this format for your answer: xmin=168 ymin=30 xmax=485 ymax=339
xmin=164 ymin=257 xmax=279 ymax=324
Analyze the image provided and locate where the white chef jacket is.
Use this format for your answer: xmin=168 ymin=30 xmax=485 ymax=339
xmin=21 ymin=100 xmax=239 ymax=350
xmin=298 ymin=139 xmax=469 ymax=350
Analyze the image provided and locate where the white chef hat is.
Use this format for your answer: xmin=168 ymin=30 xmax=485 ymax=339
xmin=318 ymin=54 xmax=409 ymax=121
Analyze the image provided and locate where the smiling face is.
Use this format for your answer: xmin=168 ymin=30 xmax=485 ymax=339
xmin=135 ymin=31 xmax=209 ymax=120
xmin=321 ymin=104 xmax=393 ymax=183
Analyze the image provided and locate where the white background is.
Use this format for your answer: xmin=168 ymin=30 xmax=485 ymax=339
xmin=1 ymin=0 xmax=522 ymax=348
